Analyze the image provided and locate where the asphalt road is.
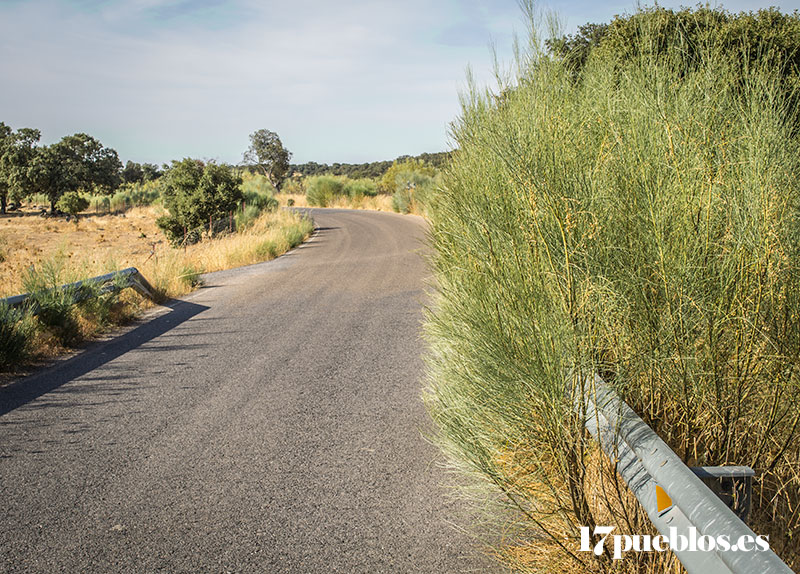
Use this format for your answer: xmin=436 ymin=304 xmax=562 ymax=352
xmin=0 ymin=209 xmax=493 ymax=573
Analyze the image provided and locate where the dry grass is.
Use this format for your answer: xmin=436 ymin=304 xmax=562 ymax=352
xmin=1 ymin=207 xmax=312 ymax=299
xmin=491 ymin=443 xmax=684 ymax=574
xmin=0 ymin=206 xmax=313 ymax=370
xmin=0 ymin=206 xmax=163 ymax=297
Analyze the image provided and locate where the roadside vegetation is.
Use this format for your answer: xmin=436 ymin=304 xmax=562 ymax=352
xmin=0 ymin=128 xmax=313 ymax=374
xmin=424 ymin=4 xmax=800 ymax=572
xmin=273 ymin=157 xmax=440 ymax=215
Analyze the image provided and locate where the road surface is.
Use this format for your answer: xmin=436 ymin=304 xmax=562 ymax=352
xmin=0 ymin=208 xmax=493 ymax=573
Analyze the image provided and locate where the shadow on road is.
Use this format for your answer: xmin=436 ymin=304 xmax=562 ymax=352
xmin=0 ymin=300 xmax=208 ymax=417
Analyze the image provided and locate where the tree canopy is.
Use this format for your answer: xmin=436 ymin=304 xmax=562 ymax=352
xmin=28 ymin=133 xmax=122 ymax=212
xmin=157 ymin=159 xmax=243 ymax=245
xmin=243 ymin=129 xmax=291 ymax=190
xmin=0 ymin=123 xmax=40 ymax=214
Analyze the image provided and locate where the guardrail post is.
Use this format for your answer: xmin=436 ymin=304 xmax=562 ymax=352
xmin=691 ymin=466 xmax=754 ymax=524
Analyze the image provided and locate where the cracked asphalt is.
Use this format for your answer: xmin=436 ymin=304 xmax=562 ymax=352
xmin=0 ymin=208 xmax=494 ymax=573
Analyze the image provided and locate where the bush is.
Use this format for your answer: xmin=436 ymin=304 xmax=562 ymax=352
xmin=242 ymin=190 xmax=278 ymax=212
xmin=157 ymin=159 xmax=243 ymax=246
xmin=281 ymin=176 xmax=304 ymax=195
xmin=379 ymin=158 xmax=436 ymax=194
xmin=391 ymin=171 xmax=434 ymax=214
xmin=305 ymin=175 xmax=345 ymax=206
xmin=425 ymin=5 xmax=800 ymax=571
xmin=255 ymin=239 xmax=279 ymax=259
xmin=343 ymin=178 xmax=378 ymax=198
xmin=0 ymin=304 xmax=34 ymax=369
xmin=391 ymin=189 xmax=412 ymax=214
xmin=55 ymin=192 xmax=89 ymax=218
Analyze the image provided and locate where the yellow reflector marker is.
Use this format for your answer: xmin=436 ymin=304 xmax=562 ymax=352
xmin=656 ymin=485 xmax=673 ymax=515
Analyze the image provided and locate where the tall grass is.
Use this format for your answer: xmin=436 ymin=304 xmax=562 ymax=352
xmin=425 ymin=7 xmax=800 ymax=572
xmin=88 ymin=181 xmax=162 ymax=214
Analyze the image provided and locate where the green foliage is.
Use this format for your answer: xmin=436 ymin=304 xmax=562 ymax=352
xmin=390 ymin=170 xmax=436 ymax=214
xmin=55 ymin=191 xmax=89 ymax=217
xmin=0 ymin=304 xmax=34 ymax=369
xmin=22 ymin=260 xmax=82 ymax=346
xmin=0 ymin=123 xmax=40 ymax=214
xmin=281 ymin=176 xmax=304 ymax=195
xmin=28 ymin=133 xmax=122 ymax=212
xmin=255 ymin=239 xmax=279 ymax=259
xmin=426 ymin=4 xmax=800 ymax=569
xmin=234 ymin=205 xmax=262 ymax=230
xmin=88 ymin=195 xmax=111 ymax=213
xmin=379 ymin=158 xmax=436 ymax=194
xmin=241 ymin=172 xmax=275 ymax=197
xmin=241 ymin=190 xmax=278 ymax=212
xmin=305 ymin=175 xmax=344 ymax=207
xmin=157 ymin=159 xmax=243 ymax=246
xmin=391 ymin=189 xmax=412 ymax=214
xmin=121 ymin=160 xmax=161 ymax=184
xmin=243 ymin=129 xmax=292 ymax=190
xmin=342 ymin=178 xmax=377 ymax=198
xmin=547 ymin=6 xmax=800 ymax=106
xmin=121 ymin=160 xmax=144 ymax=184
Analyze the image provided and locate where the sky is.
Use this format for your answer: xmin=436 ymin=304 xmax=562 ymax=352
xmin=1 ymin=0 xmax=798 ymax=166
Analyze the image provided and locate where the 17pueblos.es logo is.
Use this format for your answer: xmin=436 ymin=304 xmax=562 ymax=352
xmin=580 ymin=526 xmax=770 ymax=560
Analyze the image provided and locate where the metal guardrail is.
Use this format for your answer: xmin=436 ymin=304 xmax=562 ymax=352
xmin=0 ymin=267 xmax=156 ymax=313
xmin=581 ymin=373 xmax=793 ymax=573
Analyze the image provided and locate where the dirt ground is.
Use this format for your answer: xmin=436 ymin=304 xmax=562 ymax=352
xmin=0 ymin=206 xmax=166 ymax=297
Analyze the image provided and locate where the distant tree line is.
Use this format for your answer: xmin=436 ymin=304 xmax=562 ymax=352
xmin=1 ymin=120 xmax=450 ymax=221
xmin=288 ymin=151 xmax=452 ymax=180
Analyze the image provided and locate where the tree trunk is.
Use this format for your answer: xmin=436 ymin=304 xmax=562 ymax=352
xmin=0 ymin=194 xmax=6 ymax=215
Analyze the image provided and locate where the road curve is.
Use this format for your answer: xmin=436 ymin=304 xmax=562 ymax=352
xmin=0 ymin=209 xmax=493 ymax=573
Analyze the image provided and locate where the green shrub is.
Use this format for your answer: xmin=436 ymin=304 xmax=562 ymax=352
xmin=391 ymin=189 xmax=412 ymax=214
xmin=343 ymin=178 xmax=378 ymax=199
xmin=74 ymin=271 xmax=126 ymax=332
xmin=109 ymin=191 xmax=131 ymax=212
xmin=241 ymin=173 xmax=274 ymax=196
xmin=234 ymin=204 xmax=262 ymax=230
xmin=283 ymin=223 xmax=307 ymax=248
xmin=379 ymin=158 xmax=436 ymax=194
xmin=255 ymin=239 xmax=279 ymax=259
xmin=281 ymin=176 xmax=304 ymax=195
xmin=305 ymin=175 xmax=345 ymax=207
xmin=425 ymin=4 xmax=800 ymax=570
xmin=391 ymin=171 xmax=435 ymax=214
xmin=157 ymin=159 xmax=243 ymax=246
xmin=0 ymin=304 xmax=34 ymax=369
xmin=56 ymin=192 xmax=89 ymax=217
xmin=242 ymin=190 xmax=278 ymax=212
